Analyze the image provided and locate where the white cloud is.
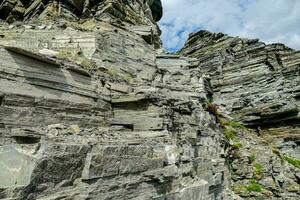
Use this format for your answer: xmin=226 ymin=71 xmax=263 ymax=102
xmin=159 ymin=0 xmax=300 ymax=51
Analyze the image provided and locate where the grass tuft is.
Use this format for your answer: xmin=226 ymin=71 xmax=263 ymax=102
xmin=123 ymin=73 xmax=134 ymax=84
xmin=253 ymin=163 xmax=263 ymax=174
xmin=246 ymin=181 xmax=263 ymax=192
xmin=284 ymin=156 xmax=300 ymax=169
xmin=107 ymin=67 xmax=118 ymax=77
xmin=224 ymin=121 xmax=247 ymax=129
xmin=224 ymin=128 xmax=237 ymax=140
xmin=249 ymin=154 xmax=256 ymax=163
xmin=80 ymin=59 xmax=97 ymax=69
xmin=232 ymin=143 xmax=242 ymax=149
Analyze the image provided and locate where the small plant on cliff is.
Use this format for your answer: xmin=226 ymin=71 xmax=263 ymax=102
xmin=249 ymin=154 xmax=256 ymax=163
xmin=56 ymin=48 xmax=74 ymax=60
xmin=232 ymin=184 xmax=246 ymax=194
xmin=123 ymin=73 xmax=134 ymax=84
xmin=253 ymin=163 xmax=263 ymax=175
xmin=223 ymin=121 xmax=247 ymax=129
xmin=284 ymin=156 xmax=300 ymax=169
xmin=224 ymin=128 xmax=237 ymax=140
xmin=107 ymin=66 xmax=118 ymax=77
xmin=207 ymin=102 xmax=219 ymax=116
xmin=272 ymin=148 xmax=284 ymax=162
xmin=80 ymin=59 xmax=97 ymax=69
xmin=231 ymin=143 xmax=242 ymax=149
xmin=246 ymin=180 xmax=263 ymax=192
xmin=206 ymin=101 xmax=225 ymax=126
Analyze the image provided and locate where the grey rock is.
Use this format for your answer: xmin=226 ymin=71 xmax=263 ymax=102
xmin=0 ymin=2 xmax=299 ymax=200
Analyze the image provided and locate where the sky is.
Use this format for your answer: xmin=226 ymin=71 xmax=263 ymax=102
xmin=159 ymin=0 xmax=300 ymax=52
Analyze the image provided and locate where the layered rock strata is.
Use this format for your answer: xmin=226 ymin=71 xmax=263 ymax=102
xmin=0 ymin=43 xmax=227 ymax=199
xmin=0 ymin=1 xmax=300 ymax=200
xmin=0 ymin=0 xmax=163 ymax=48
xmin=181 ymin=30 xmax=300 ymax=199
xmin=0 ymin=2 xmax=231 ymax=199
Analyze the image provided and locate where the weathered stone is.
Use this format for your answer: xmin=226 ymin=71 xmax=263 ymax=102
xmin=0 ymin=145 xmax=36 ymax=188
xmin=0 ymin=1 xmax=298 ymax=200
xmin=69 ymin=124 xmax=81 ymax=134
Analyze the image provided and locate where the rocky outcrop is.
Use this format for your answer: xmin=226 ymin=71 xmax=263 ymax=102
xmin=0 ymin=3 xmax=232 ymax=198
xmin=0 ymin=41 xmax=228 ymax=199
xmin=181 ymin=30 xmax=300 ymax=128
xmin=0 ymin=1 xmax=299 ymax=200
xmin=0 ymin=0 xmax=162 ymax=23
xmin=0 ymin=0 xmax=163 ymax=48
xmin=181 ymin=30 xmax=300 ymax=199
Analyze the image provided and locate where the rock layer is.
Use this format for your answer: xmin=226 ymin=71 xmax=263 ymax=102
xmin=0 ymin=42 xmax=227 ymax=199
xmin=0 ymin=0 xmax=163 ymax=23
xmin=0 ymin=0 xmax=163 ymax=48
xmin=181 ymin=30 xmax=300 ymax=199
xmin=0 ymin=2 xmax=299 ymax=200
xmin=181 ymin=30 xmax=300 ymax=128
xmin=0 ymin=7 xmax=230 ymax=198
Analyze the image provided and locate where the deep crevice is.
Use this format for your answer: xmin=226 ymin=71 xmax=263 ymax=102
xmin=13 ymin=136 xmax=40 ymax=144
xmin=0 ymin=94 xmax=4 ymax=106
xmin=265 ymin=59 xmax=275 ymax=71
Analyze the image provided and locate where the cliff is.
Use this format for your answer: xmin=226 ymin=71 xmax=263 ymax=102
xmin=181 ymin=30 xmax=300 ymax=199
xmin=0 ymin=1 xmax=299 ymax=200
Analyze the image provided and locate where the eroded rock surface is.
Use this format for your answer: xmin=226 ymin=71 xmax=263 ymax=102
xmin=0 ymin=1 xmax=299 ymax=200
xmin=181 ymin=30 xmax=300 ymax=199
xmin=0 ymin=42 xmax=227 ymax=199
xmin=0 ymin=0 xmax=162 ymax=22
xmin=0 ymin=3 xmax=231 ymax=198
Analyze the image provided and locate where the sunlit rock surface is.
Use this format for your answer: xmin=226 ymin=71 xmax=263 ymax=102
xmin=0 ymin=1 xmax=299 ymax=200
xmin=181 ymin=30 xmax=300 ymax=199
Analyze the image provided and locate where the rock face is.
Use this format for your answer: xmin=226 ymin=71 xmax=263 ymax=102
xmin=0 ymin=2 xmax=299 ymax=200
xmin=181 ymin=30 xmax=300 ymax=199
xmin=181 ymin=30 xmax=300 ymax=128
xmin=0 ymin=0 xmax=163 ymax=47
xmin=0 ymin=2 xmax=230 ymax=199
xmin=0 ymin=0 xmax=162 ymax=22
xmin=0 ymin=44 xmax=227 ymax=199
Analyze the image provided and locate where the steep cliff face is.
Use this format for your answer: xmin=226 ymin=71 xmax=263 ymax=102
xmin=0 ymin=0 xmax=162 ymax=23
xmin=0 ymin=1 xmax=299 ymax=200
xmin=0 ymin=1 xmax=233 ymax=200
xmin=0 ymin=0 xmax=163 ymax=48
xmin=0 ymin=43 xmax=228 ymax=199
xmin=181 ymin=30 xmax=300 ymax=128
xmin=181 ymin=30 xmax=300 ymax=199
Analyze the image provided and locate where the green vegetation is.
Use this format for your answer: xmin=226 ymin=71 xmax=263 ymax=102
xmin=284 ymin=156 xmax=300 ymax=169
xmin=224 ymin=128 xmax=237 ymax=140
xmin=233 ymin=181 xmax=263 ymax=194
xmin=56 ymin=48 xmax=74 ymax=60
xmin=249 ymin=154 xmax=256 ymax=163
xmin=56 ymin=48 xmax=97 ymax=69
xmin=105 ymin=67 xmax=135 ymax=84
xmin=246 ymin=181 xmax=263 ymax=192
xmin=80 ymin=59 xmax=97 ymax=69
xmin=253 ymin=163 xmax=263 ymax=174
xmin=220 ymin=119 xmax=248 ymax=141
xmin=232 ymin=184 xmax=246 ymax=194
xmin=223 ymin=121 xmax=247 ymax=129
xmin=123 ymin=73 xmax=134 ymax=84
xmin=205 ymin=103 xmax=247 ymax=142
xmin=107 ymin=66 xmax=118 ymax=77
xmin=232 ymin=143 xmax=242 ymax=149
